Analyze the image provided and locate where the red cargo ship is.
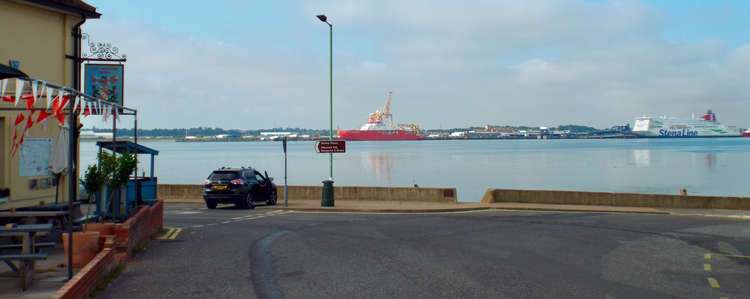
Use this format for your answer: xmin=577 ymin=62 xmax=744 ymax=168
xmin=744 ymin=129 xmax=750 ymax=137
xmin=338 ymin=92 xmax=424 ymax=141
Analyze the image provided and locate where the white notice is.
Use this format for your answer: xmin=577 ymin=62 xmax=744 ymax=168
xmin=19 ymin=138 xmax=52 ymax=177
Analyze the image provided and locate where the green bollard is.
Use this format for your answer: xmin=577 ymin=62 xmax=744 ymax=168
xmin=321 ymin=178 xmax=334 ymax=207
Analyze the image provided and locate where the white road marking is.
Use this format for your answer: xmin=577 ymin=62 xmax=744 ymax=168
xmin=177 ymin=211 xmax=202 ymax=215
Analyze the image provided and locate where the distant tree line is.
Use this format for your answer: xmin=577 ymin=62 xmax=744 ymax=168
xmin=89 ymin=124 xmax=600 ymax=138
xmin=89 ymin=127 xmax=330 ymax=138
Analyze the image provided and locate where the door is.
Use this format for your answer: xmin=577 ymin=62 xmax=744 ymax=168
xmin=252 ymin=171 xmax=268 ymax=200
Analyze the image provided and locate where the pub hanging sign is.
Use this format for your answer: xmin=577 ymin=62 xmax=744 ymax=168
xmin=84 ymin=64 xmax=124 ymax=106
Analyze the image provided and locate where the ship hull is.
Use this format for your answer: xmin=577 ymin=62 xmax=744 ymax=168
xmin=632 ymin=117 xmax=739 ymax=137
xmin=338 ymin=130 xmax=424 ymax=141
xmin=743 ymin=131 xmax=750 ymax=137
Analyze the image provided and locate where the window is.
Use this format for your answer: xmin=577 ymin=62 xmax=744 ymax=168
xmin=208 ymin=171 xmax=238 ymax=180
xmin=254 ymin=172 xmax=265 ymax=184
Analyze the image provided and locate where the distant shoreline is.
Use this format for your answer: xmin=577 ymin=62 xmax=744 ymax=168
xmin=80 ymin=134 xmax=745 ymax=143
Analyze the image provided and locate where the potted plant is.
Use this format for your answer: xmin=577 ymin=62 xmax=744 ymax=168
xmin=99 ymin=151 xmax=137 ymax=217
xmin=80 ymin=164 xmax=104 ymax=232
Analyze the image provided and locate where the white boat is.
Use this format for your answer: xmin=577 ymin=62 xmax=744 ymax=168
xmin=632 ymin=109 xmax=739 ymax=137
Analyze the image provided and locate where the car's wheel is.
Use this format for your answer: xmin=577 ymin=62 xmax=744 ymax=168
xmin=206 ymin=201 xmax=217 ymax=209
xmin=267 ymin=190 xmax=277 ymax=206
xmin=239 ymin=193 xmax=254 ymax=209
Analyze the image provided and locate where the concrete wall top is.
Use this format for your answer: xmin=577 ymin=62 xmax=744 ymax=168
xmin=157 ymin=184 xmax=458 ymax=203
xmin=482 ymin=188 xmax=750 ymax=210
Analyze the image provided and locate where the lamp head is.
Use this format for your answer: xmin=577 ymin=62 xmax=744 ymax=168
xmin=316 ymin=15 xmax=327 ymax=22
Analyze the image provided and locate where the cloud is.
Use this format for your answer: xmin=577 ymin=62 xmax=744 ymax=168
xmin=82 ymin=1 xmax=750 ymax=130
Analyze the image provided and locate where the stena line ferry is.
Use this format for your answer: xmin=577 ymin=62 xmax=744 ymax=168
xmin=632 ymin=109 xmax=740 ymax=137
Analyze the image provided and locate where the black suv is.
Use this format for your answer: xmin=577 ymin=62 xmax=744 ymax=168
xmin=203 ymin=167 xmax=277 ymax=209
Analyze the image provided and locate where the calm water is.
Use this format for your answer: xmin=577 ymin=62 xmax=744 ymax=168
xmin=80 ymin=138 xmax=750 ymax=202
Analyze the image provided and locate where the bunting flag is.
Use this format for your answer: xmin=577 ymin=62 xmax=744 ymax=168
xmin=56 ymin=109 xmax=66 ymax=126
xmin=53 ymin=89 xmax=63 ymax=114
xmin=0 ymin=79 xmax=6 ymax=99
xmin=29 ymin=81 xmax=38 ymax=110
xmin=36 ymin=110 xmax=51 ymax=129
xmin=10 ymin=130 xmax=18 ymax=157
xmin=102 ymin=103 xmax=110 ymax=121
xmin=59 ymin=94 xmax=69 ymax=111
xmin=46 ymin=86 xmax=54 ymax=109
xmin=72 ymin=95 xmax=80 ymax=114
xmin=113 ymin=106 xmax=120 ymax=122
xmin=14 ymin=113 xmax=24 ymax=126
xmin=83 ymin=102 xmax=91 ymax=117
xmin=24 ymin=111 xmax=35 ymax=130
xmin=14 ymin=79 xmax=24 ymax=106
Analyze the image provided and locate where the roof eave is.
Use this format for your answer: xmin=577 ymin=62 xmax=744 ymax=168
xmin=17 ymin=0 xmax=101 ymax=19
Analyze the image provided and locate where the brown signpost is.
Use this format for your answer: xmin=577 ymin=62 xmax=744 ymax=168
xmin=315 ymin=140 xmax=346 ymax=153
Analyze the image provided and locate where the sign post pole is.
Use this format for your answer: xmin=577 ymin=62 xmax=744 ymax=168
xmin=283 ymin=137 xmax=288 ymax=207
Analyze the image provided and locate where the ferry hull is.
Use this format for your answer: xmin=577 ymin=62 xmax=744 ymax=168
xmin=338 ymin=130 xmax=424 ymax=141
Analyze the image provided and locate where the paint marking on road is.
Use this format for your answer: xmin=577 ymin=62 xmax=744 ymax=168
xmin=168 ymin=228 xmax=182 ymax=240
xmin=157 ymin=227 xmax=176 ymax=240
xmin=177 ymin=211 xmax=202 ymax=215
xmin=221 ymin=221 xmax=232 ymax=224
xmin=705 ymin=253 xmax=712 ymax=260
xmin=191 ymin=224 xmax=204 ymax=228
xmin=704 ymin=264 xmax=712 ymax=272
xmin=292 ymin=209 xmax=493 ymax=215
xmin=713 ymin=253 xmax=750 ymax=259
xmin=231 ymin=216 xmax=246 ymax=220
xmin=707 ymin=277 xmax=720 ymax=288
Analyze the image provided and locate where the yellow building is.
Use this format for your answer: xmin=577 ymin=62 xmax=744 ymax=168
xmin=0 ymin=0 xmax=99 ymax=210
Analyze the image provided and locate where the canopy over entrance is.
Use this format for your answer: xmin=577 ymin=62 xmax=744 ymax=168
xmin=0 ymin=64 xmax=28 ymax=80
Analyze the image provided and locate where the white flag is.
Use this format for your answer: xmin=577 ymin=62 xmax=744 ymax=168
xmin=73 ymin=95 xmax=80 ymax=114
xmin=55 ymin=89 xmax=64 ymax=112
xmin=0 ymin=79 xmax=7 ymax=99
xmin=31 ymin=81 xmax=38 ymax=106
xmin=102 ymin=103 xmax=110 ymax=122
xmin=14 ymin=79 xmax=24 ymax=106
xmin=46 ymin=87 xmax=54 ymax=109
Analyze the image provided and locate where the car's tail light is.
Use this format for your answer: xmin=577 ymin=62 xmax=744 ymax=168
xmin=204 ymin=179 xmax=211 ymax=185
xmin=230 ymin=179 xmax=243 ymax=185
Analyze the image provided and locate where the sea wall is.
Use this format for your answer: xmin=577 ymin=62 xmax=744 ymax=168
xmin=157 ymin=184 xmax=457 ymax=203
xmin=482 ymin=189 xmax=750 ymax=210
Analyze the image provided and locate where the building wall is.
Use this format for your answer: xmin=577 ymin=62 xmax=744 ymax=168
xmin=0 ymin=0 xmax=84 ymax=209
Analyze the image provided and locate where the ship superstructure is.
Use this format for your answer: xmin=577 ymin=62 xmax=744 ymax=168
xmin=632 ymin=109 xmax=739 ymax=137
xmin=338 ymin=92 xmax=424 ymax=141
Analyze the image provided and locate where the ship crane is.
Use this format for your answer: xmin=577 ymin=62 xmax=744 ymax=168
xmin=383 ymin=91 xmax=393 ymax=127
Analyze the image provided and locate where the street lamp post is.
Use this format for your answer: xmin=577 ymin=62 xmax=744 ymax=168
xmin=317 ymin=14 xmax=335 ymax=207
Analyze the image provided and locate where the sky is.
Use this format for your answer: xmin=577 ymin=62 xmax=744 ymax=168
xmin=80 ymin=0 xmax=750 ymax=130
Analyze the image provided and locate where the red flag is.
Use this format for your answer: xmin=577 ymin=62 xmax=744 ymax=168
xmin=36 ymin=110 xmax=50 ymax=123
xmin=56 ymin=111 xmax=66 ymax=126
xmin=26 ymin=95 xmax=35 ymax=110
xmin=84 ymin=104 xmax=91 ymax=117
xmin=14 ymin=113 xmax=24 ymax=126
xmin=2 ymin=95 xmax=12 ymax=102
xmin=51 ymin=97 xmax=60 ymax=115
xmin=59 ymin=96 xmax=69 ymax=111
xmin=18 ymin=134 xmax=25 ymax=146
xmin=25 ymin=111 xmax=35 ymax=130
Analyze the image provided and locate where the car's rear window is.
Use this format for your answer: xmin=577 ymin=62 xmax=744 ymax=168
xmin=208 ymin=171 xmax=239 ymax=180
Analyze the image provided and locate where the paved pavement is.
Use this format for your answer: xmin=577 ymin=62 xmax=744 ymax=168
xmin=97 ymin=202 xmax=750 ymax=299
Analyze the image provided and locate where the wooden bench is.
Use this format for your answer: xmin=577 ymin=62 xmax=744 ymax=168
xmin=0 ymin=223 xmax=53 ymax=290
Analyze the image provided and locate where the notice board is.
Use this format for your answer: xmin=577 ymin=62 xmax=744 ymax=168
xmin=19 ymin=138 xmax=52 ymax=177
